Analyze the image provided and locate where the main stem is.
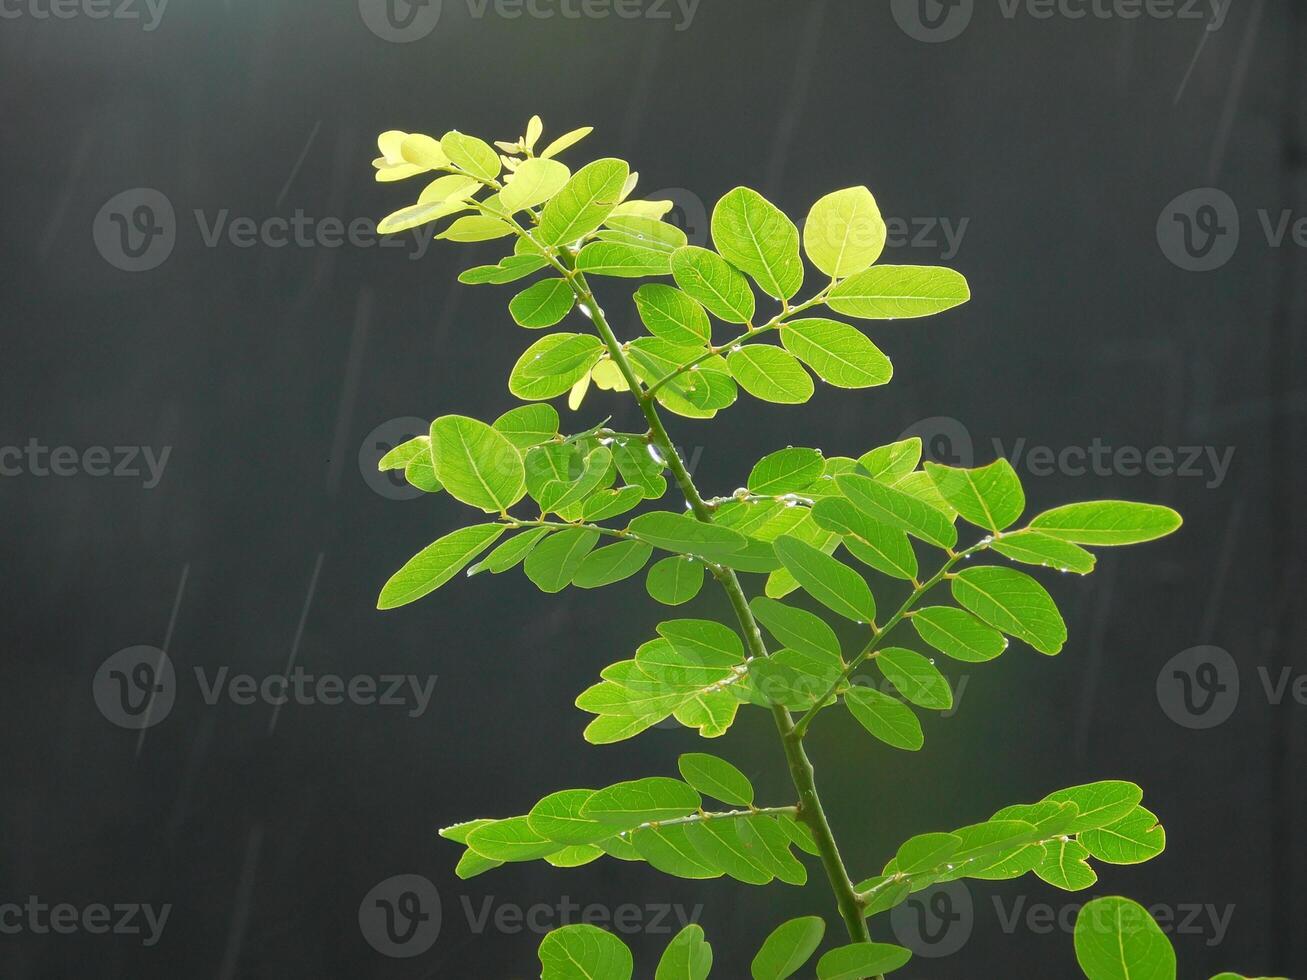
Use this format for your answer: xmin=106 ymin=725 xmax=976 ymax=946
xmin=562 ymin=269 xmax=874 ymax=951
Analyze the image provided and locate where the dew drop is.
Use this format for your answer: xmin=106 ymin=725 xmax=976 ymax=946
xmin=647 ymin=443 xmax=666 ymax=466
xmin=578 ymin=303 xmax=593 ymax=319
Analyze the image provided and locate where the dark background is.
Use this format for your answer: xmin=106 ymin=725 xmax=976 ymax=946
xmin=2 ymin=0 xmax=1304 ymax=976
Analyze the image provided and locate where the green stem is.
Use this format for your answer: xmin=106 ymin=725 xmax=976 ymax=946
xmin=619 ymin=805 xmax=799 ymax=835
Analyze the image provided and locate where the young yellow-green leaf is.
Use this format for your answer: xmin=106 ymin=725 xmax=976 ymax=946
xmin=749 ymin=596 xmax=842 ymax=661
xmin=539 ymin=125 xmax=594 ymax=160
xmin=678 ymin=752 xmax=754 ymax=806
xmin=539 ymin=924 xmax=633 ymax=980
xmin=576 ymin=240 xmax=672 ymax=278
xmin=527 ymin=789 xmax=615 ymax=845
xmin=500 ymin=156 xmax=570 ymax=212
xmin=656 ymin=924 xmax=713 ymax=980
xmin=539 ymin=158 xmax=630 ymax=246
xmin=670 ymin=246 xmax=756 ymax=324
xmin=459 ymin=253 xmax=550 ymax=285
xmin=377 ymin=524 xmax=504 ymax=609
xmin=750 ymin=916 xmax=826 ymax=980
xmin=1037 ymin=837 xmax=1098 ymax=891
xmin=828 ymin=265 xmax=970 ymax=319
xmin=816 ymin=942 xmax=912 ymax=979
xmin=1043 ymin=781 xmax=1144 ymax=834
xmin=728 ymin=346 xmax=814 ymax=404
xmin=402 ymin=449 xmax=441 ymax=492
xmin=925 ymin=458 xmax=1025 ymax=532
xmin=377 ymin=435 xmax=430 ymax=472
xmin=812 ymin=497 xmax=918 ymax=581
xmin=377 ymin=199 xmax=467 ymax=235
xmin=647 ymin=556 xmax=705 ymax=605
xmin=633 ymin=824 xmax=723 ymax=879
xmin=991 ymin=530 xmax=1097 ymax=575
xmin=467 ymin=527 xmax=550 ymax=576
xmin=748 ymin=447 xmax=825 ymax=495
xmin=712 ymin=187 xmax=804 ymax=300
xmin=509 ymin=333 xmax=604 ymax=400
xmin=572 ymin=539 xmax=653 ymax=589
xmin=845 ymin=686 xmax=924 ymax=750
xmin=524 ymin=527 xmax=600 ymax=593
xmin=441 ymin=131 xmax=501 ymax=181
xmin=399 ymin=133 xmax=449 ymax=170
xmin=634 ymin=284 xmax=712 ymax=345
xmin=876 ymin=647 xmax=953 ymax=710
xmin=628 ymin=511 xmax=747 ymax=560
xmin=492 ymin=403 xmax=560 ymax=450
xmin=599 ymin=215 xmax=688 ymax=253
xmin=1080 ymin=806 xmax=1166 ymax=864
xmin=780 ymin=318 xmax=893 ymax=388
xmin=859 ymin=437 xmax=922 ymax=482
xmin=1074 ymin=897 xmax=1176 ymax=980
xmin=951 ymin=565 xmax=1067 ymax=655
xmin=509 ymin=278 xmax=574 ymax=328
xmin=836 ymin=473 xmax=958 ymax=549
xmin=804 ymin=186 xmax=886 ymax=279
xmin=430 ymin=415 xmax=526 ymax=513
xmin=465 ymin=816 xmax=558 ymax=862
xmin=911 ymin=605 xmax=1008 ymax=662
xmin=419 ymin=173 xmax=480 ymax=205
xmin=580 ymin=777 xmax=701 ymax=825
xmin=773 ymin=535 xmax=876 ymax=623
xmin=1029 ymin=501 xmax=1183 ymax=546
xmin=437 ymin=214 xmax=514 ymax=242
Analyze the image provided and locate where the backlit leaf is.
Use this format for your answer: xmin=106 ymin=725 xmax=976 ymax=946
xmin=670 ymin=246 xmax=756 ymax=324
xmin=750 ymin=916 xmax=826 ymax=980
xmin=377 ymin=524 xmax=504 ymax=609
xmin=924 ymin=458 xmax=1025 ymax=532
xmin=677 ymin=752 xmax=754 ymax=806
xmin=781 ymin=318 xmax=892 ymax=388
xmin=827 ymin=265 xmax=970 ymax=319
xmin=430 ymin=415 xmax=526 ymax=513
xmin=1029 ymin=501 xmax=1183 ymax=546
xmin=1074 ymin=897 xmax=1176 ymax=980
xmin=773 ymin=535 xmax=877 ymax=623
xmin=727 ymin=346 xmax=814 ymax=404
xmin=509 ymin=278 xmax=575 ymax=328
xmin=712 ymin=187 xmax=804 ymax=300
xmin=845 ymin=687 xmax=924 ymax=750
xmin=539 ymin=924 xmax=634 ymax=980
xmin=539 ymin=158 xmax=630 ymax=246
xmin=951 ymin=566 xmax=1067 ymax=655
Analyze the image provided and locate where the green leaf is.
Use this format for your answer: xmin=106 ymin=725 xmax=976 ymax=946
xmin=678 ymin=752 xmax=754 ymax=806
xmin=459 ymin=253 xmax=550 ymax=285
xmin=544 ymin=844 xmax=604 ymax=868
xmin=1029 ymin=501 xmax=1183 ymax=546
xmin=895 ymin=831 xmax=963 ymax=873
xmin=399 ymin=133 xmax=449 ymax=169
xmin=539 ymin=125 xmax=594 ymax=159
xmin=527 ymin=789 xmax=615 ymax=845
xmin=816 ymin=942 xmax=912 ymax=979
xmin=524 ymin=527 xmax=600 ymax=593
xmin=403 ymin=450 xmax=441 ymax=492
xmin=925 ymin=459 xmax=1025 ymax=532
xmin=647 ymin=556 xmax=705 ymax=605
xmin=1036 ymin=837 xmax=1098 ymax=891
xmin=430 ymin=415 xmax=526 ymax=513
xmin=576 ymin=240 xmax=672 ymax=278
xmin=509 ymin=333 xmax=604 ymax=400
xmin=781 ymin=318 xmax=893 ymax=388
xmin=584 ymin=486 xmax=646 ymax=521
xmin=492 ymin=403 xmax=560 ymax=450
xmin=804 ymin=186 xmax=887 ymax=279
xmin=836 ymin=473 xmax=958 ymax=549
xmin=509 ymin=278 xmax=575 ymax=328
xmin=500 ymin=156 xmax=570 ymax=212
xmin=539 ymin=158 xmax=630 ymax=247
xmin=812 ymin=497 xmax=919 ymax=581
xmin=748 ymin=447 xmax=825 ymax=495
xmin=377 ymin=435 xmax=430 ymax=472
xmin=876 ymin=647 xmax=953 ymax=710
xmin=711 ymin=187 xmax=804 ymax=300
xmin=1074 ymin=897 xmax=1176 ymax=980
xmin=418 ymin=172 xmax=478 ymax=204
xmin=773 ymin=535 xmax=876 ymax=623
xmin=377 ymin=524 xmax=505 ymax=609
xmin=1080 ymin=806 xmax=1166 ymax=864
xmin=827 ymin=265 xmax=970 ymax=319
xmin=656 ymin=618 xmax=745 ymax=663
xmin=749 ymin=596 xmax=842 ymax=661
xmin=437 ymin=214 xmax=514 ymax=242
xmin=911 ymin=606 xmax=1008 ymax=662
xmin=552 ymin=447 xmax=615 ymax=512
xmin=1043 ymin=781 xmax=1144 ymax=833
xmin=634 ymin=284 xmax=712 ymax=345
xmin=599 ymin=215 xmax=688 ymax=253
xmin=539 ymin=924 xmax=634 ymax=980
xmin=465 ymin=816 xmax=558 ymax=862
xmin=686 ymin=819 xmax=773 ymax=884
xmin=613 ymin=438 xmax=667 ymax=498
xmin=951 ymin=566 xmax=1067 ymax=655
xmin=573 ymin=539 xmax=653 ymax=589
xmin=670 ymin=246 xmax=756 ymax=324
xmin=991 ymin=530 xmax=1097 ymax=575
xmin=628 ymin=511 xmax=747 ymax=560
xmin=844 ymin=686 xmax=924 ymax=750
xmin=727 ymin=346 xmax=815 ymax=404
xmin=580 ymin=777 xmax=701 ymax=825
xmin=656 ymin=925 xmax=714 ymax=980
xmin=441 ymin=130 xmax=501 ymax=182
xmin=633 ymin=824 xmax=722 ymax=879
xmin=750 ymin=916 xmax=826 ymax=980
xmin=858 ymin=437 xmax=922 ymax=482
xmin=738 ymin=816 xmax=808 ymax=885
xmin=378 ymin=199 xmax=468 ymax=235
xmin=467 ymin=527 xmax=550 ymax=575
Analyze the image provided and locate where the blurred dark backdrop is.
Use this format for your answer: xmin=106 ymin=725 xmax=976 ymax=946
xmin=2 ymin=0 xmax=1304 ymax=976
